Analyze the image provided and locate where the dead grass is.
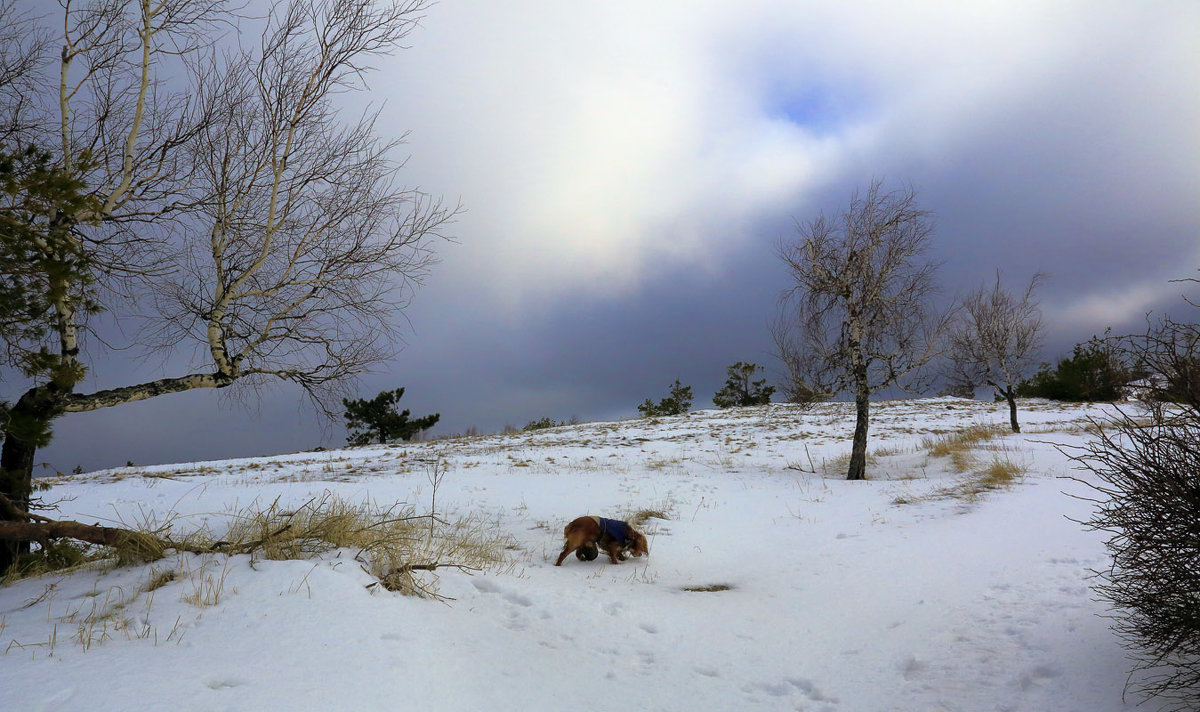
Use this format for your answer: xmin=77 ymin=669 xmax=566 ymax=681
xmin=142 ymin=567 xmax=177 ymax=593
xmin=629 ymin=508 xmax=672 ymax=527
xmin=948 ymin=449 xmax=977 ymax=474
xmin=892 ymin=421 xmax=1027 ymax=505
xmin=922 ymin=424 xmax=1006 ymax=459
xmin=202 ymin=491 xmax=513 ymax=598
xmin=976 ymin=456 xmax=1024 ymax=488
xmin=181 ymin=557 xmax=232 ymax=607
xmin=5 ymin=488 xmax=513 ymax=601
xmin=894 ymin=452 xmax=1028 ymax=506
xmin=822 ymin=451 xmax=875 ymax=477
xmin=1 ymin=540 xmax=97 ymax=584
xmin=946 ymin=454 xmax=1027 ymax=501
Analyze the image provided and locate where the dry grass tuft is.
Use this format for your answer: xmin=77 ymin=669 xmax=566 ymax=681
xmin=937 ymin=453 xmax=1028 ymax=503
xmin=922 ymin=424 xmax=1006 ymax=459
xmin=217 ymin=494 xmax=389 ymax=560
xmin=629 ymin=508 xmax=672 ymax=527
xmin=111 ymin=531 xmax=168 ymax=566
xmin=973 ymin=456 xmax=1025 ymax=490
xmin=823 ymin=451 xmax=874 ymax=477
xmin=182 ymin=557 xmax=232 ymax=607
xmin=202 ymin=491 xmax=513 ymax=598
xmin=5 ymin=486 xmax=512 ymax=602
xmin=948 ymin=449 xmax=977 ymax=474
xmin=142 ymin=567 xmax=178 ymax=593
xmin=892 ymin=441 xmax=1028 ymax=506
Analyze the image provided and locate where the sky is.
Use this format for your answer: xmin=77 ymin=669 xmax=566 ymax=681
xmin=14 ymin=0 xmax=1200 ymax=473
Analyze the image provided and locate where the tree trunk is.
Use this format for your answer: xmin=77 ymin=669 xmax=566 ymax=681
xmin=847 ymin=389 xmax=870 ymax=480
xmin=0 ymin=395 xmax=52 ymax=573
xmin=1005 ymin=387 xmax=1020 ymax=433
xmin=0 ymin=519 xmax=164 ymax=560
xmin=0 ymin=372 xmax=234 ymax=574
xmin=0 ymin=435 xmax=37 ymax=569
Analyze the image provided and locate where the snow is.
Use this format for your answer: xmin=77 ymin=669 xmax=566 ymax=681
xmin=1 ymin=398 xmax=1141 ymax=711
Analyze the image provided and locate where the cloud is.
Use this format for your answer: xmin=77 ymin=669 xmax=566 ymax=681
xmin=373 ymin=1 xmax=1197 ymax=316
xmin=1046 ymin=259 xmax=1200 ymax=330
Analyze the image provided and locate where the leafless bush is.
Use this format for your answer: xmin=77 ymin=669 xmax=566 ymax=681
xmin=1124 ymin=316 xmax=1200 ymax=423
xmin=1071 ymin=410 xmax=1200 ymax=710
xmin=1072 ymin=280 xmax=1200 ymax=709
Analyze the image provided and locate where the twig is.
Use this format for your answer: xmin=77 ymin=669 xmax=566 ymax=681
xmin=0 ymin=492 xmax=54 ymax=523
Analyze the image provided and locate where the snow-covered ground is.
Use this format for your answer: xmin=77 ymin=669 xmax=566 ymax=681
xmin=2 ymin=398 xmax=1140 ymax=711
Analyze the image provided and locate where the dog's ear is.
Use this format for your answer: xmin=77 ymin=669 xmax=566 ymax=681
xmin=629 ymin=531 xmax=649 ymax=556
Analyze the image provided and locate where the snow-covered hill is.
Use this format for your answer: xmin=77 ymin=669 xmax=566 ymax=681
xmin=1 ymin=398 xmax=1138 ymax=711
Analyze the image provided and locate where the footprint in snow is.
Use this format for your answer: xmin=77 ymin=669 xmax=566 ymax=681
xmin=743 ymin=677 xmax=838 ymax=705
xmin=900 ymin=655 xmax=928 ymax=681
xmin=204 ymin=677 xmax=249 ymax=691
xmin=1018 ymin=663 xmax=1062 ymax=691
xmin=471 ymin=578 xmax=533 ymax=607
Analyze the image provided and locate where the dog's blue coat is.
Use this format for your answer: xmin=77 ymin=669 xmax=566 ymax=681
xmin=597 ymin=517 xmax=630 ymax=543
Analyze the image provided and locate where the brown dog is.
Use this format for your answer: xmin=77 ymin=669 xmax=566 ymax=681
xmin=554 ymin=515 xmax=649 ymax=566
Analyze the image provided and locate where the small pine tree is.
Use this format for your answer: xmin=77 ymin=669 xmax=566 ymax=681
xmin=712 ymin=362 xmax=775 ymax=408
xmin=523 ymin=417 xmax=562 ymax=431
xmin=638 ymin=379 xmax=693 ymax=417
xmin=343 ymin=387 xmax=440 ymax=445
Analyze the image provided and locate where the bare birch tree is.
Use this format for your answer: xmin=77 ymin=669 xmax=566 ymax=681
xmin=773 ymin=180 xmax=949 ymax=480
xmin=0 ymin=0 xmax=453 ymax=573
xmin=947 ymin=272 xmax=1045 ymax=432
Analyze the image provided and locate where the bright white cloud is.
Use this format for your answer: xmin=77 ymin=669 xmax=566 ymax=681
xmin=368 ymin=0 xmax=1198 ymax=311
xmin=1049 ymin=279 xmax=1188 ymax=329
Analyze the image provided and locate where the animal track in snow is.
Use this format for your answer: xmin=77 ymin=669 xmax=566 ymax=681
xmin=1017 ymin=663 xmax=1063 ymax=691
xmin=471 ymin=577 xmax=533 ymax=607
xmin=743 ymin=677 xmax=838 ymax=706
xmin=203 ymin=676 xmax=249 ymax=690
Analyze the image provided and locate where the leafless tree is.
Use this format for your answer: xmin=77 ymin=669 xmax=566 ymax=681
xmin=0 ymin=0 xmax=453 ymax=573
xmin=947 ymin=271 xmax=1045 ymax=432
xmin=773 ymin=180 xmax=949 ymax=480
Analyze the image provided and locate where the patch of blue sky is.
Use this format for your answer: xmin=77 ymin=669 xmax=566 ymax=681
xmin=768 ymin=82 xmax=870 ymax=135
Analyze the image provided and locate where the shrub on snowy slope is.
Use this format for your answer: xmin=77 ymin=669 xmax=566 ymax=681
xmin=1075 ymin=285 xmax=1200 ymax=711
xmin=712 ymin=362 xmax=775 ymax=408
xmin=343 ymin=387 xmax=440 ymax=445
xmin=638 ymin=380 xmax=693 ymax=417
xmin=1017 ymin=334 xmax=1131 ymax=402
